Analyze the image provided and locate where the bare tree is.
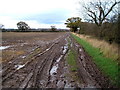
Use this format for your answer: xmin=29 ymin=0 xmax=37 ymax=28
xmin=82 ymin=0 xmax=120 ymax=26
xmin=51 ymin=26 xmax=56 ymax=31
xmin=0 ymin=24 xmax=4 ymax=29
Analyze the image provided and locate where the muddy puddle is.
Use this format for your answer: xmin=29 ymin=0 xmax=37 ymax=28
xmin=48 ymin=42 xmax=69 ymax=88
xmin=0 ymin=46 xmax=10 ymax=50
xmin=50 ymin=64 xmax=58 ymax=76
xmin=20 ymin=56 xmax=26 ymax=59
xmin=15 ymin=64 xmax=25 ymax=70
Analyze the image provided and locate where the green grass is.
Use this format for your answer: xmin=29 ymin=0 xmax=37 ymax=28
xmin=66 ymin=49 xmax=78 ymax=72
xmin=71 ymin=34 xmax=119 ymax=86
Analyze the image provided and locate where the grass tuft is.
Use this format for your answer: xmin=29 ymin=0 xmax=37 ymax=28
xmin=66 ymin=49 xmax=77 ymax=72
xmin=2 ymin=50 xmax=25 ymax=62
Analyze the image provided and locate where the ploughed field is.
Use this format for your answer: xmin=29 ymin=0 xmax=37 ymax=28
xmin=1 ymin=32 xmax=112 ymax=88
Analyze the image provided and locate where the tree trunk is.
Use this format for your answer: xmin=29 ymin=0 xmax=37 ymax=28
xmin=98 ymin=26 xmax=103 ymax=39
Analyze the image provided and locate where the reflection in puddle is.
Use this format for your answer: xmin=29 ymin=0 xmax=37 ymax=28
xmin=49 ymin=40 xmax=69 ymax=86
xmin=0 ymin=46 xmax=10 ymax=50
xmin=21 ymin=56 xmax=26 ymax=59
xmin=56 ymin=55 xmax=63 ymax=62
xmin=50 ymin=64 xmax=58 ymax=76
xmin=79 ymin=48 xmax=82 ymax=52
xmin=63 ymin=45 xmax=68 ymax=55
xmin=15 ymin=65 xmax=25 ymax=70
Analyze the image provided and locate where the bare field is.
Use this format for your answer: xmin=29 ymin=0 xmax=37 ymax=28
xmin=2 ymin=32 xmax=66 ymax=62
xmin=2 ymin=32 xmax=65 ymax=45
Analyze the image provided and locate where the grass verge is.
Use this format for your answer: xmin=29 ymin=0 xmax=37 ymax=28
xmin=73 ymin=33 xmax=118 ymax=61
xmin=71 ymin=33 xmax=119 ymax=86
xmin=66 ymin=48 xmax=80 ymax=83
xmin=66 ymin=49 xmax=77 ymax=72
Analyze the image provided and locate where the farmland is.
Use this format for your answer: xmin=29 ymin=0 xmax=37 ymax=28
xmin=1 ymin=32 xmax=117 ymax=88
xmin=2 ymin=32 xmax=65 ymax=63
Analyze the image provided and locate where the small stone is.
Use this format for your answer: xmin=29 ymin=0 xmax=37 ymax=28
xmin=60 ymin=74 xmax=65 ymax=78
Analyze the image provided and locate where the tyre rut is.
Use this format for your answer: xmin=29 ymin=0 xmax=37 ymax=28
xmin=2 ymin=33 xmax=69 ymax=89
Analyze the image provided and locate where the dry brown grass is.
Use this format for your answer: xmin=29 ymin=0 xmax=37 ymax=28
xmin=72 ymin=33 xmax=118 ymax=61
xmin=2 ymin=50 xmax=25 ymax=62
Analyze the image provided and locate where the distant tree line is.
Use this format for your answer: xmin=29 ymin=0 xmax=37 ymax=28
xmin=1 ymin=21 xmax=68 ymax=32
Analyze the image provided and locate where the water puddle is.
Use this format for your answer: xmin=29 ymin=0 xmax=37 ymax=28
xmin=56 ymin=55 xmax=63 ymax=62
xmin=15 ymin=65 xmax=25 ymax=70
xmin=49 ymin=41 xmax=68 ymax=85
xmin=79 ymin=48 xmax=82 ymax=52
xmin=50 ymin=64 xmax=58 ymax=76
xmin=0 ymin=46 xmax=10 ymax=50
xmin=8 ymin=61 xmax=12 ymax=64
xmin=39 ymin=80 xmax=46 ymax=86
xmin=20 ymin=55 xmax=26 ymax=59
xmin=50 ymin=43 xmax=68 ymax=76
xmin=62 ymin=45 xmax=68 ymax=55
xmin=46 ymin=48 xmax=50 ymax=51
xmin=49 ymin=54 xmax=64 ymax=82
xmin=81 ymin=55 xmax=84 ymax=60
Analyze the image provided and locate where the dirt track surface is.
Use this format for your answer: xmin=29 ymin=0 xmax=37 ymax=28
xmin=70 ymin=36 xmax=112 ymax=88
xmin=2 ymin=32 xmax=112 ymax=89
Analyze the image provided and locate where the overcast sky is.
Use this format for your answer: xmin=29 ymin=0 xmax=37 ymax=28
xmin=0 ymin=0 xmax=113 ymax=29
xmin=0 ymin=0 xmax=81 ymax=29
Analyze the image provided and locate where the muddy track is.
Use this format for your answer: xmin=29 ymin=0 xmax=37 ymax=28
xmin=2 ymin=34 xmax=63 ymax=79
xmin=2 ymin=33 xmax=69 ymax=89
xmin=2 ymin=36 xmax=61 ymax=72
xmin=2 ymin=33 xmax=114 ymax=89
xmin=70 ymin=35 xmax=113 ymax=88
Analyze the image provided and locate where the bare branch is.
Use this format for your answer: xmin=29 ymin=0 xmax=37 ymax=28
xmin=82 ymin=0 xmax=119 ymax=26
xmin=102 ymin=1 xmax=118 ymax=21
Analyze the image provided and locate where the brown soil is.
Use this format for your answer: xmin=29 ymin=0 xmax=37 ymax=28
xmin=1 ymin=32 xmax=113 ymax=89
